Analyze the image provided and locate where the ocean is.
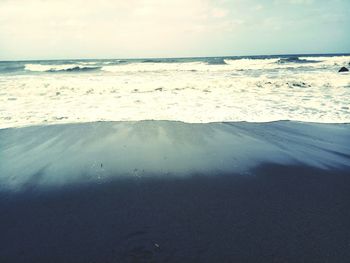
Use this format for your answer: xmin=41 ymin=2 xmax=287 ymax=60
xmin=1 ymin=54 xmax=350 ymax=128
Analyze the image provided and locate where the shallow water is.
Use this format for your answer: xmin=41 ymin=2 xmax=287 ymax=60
xmin=1 ymin=120 xmax=349 ymax=191
xmin=1 ymin=54 xmax=350 ymax=128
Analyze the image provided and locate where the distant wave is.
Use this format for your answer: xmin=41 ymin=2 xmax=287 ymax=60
xmin=104 ymin=60 xmax=128 ymax=65
xmin=206 ymin=57 xmax=227 ymax=65
xmin=49 ymin=66 xmax=101 ymax=72
xmin=224 ymin=58 xmax=279 ymax=69
xmin=25 ymin=64 xmax=101 ymax=72
xmin=142 ymin=59 xmax=164 ymax=63
xmin=277 ymin=56 xmax=320 ymax=64
xmin=13 ymin=55 xmax=349 ymax=74
xmin=0 ymin=64 xmax=24 ymax=73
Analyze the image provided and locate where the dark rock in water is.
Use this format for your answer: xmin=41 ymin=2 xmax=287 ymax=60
xmin=338 ymin=67 xmax=349 ymax=72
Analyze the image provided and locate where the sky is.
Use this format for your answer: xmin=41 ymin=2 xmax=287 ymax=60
xmin=0 ymin=0 xmax=349 ymax=60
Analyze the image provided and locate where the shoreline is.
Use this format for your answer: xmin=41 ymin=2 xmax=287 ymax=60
xmin=1 ymin=120 xmax=350 ymax=190
xmin=1 ymin=120 xmax=349 ymax=262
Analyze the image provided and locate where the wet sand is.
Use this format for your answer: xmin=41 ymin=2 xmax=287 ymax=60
xmin=1 ymin=121 xmax=349 ymax=262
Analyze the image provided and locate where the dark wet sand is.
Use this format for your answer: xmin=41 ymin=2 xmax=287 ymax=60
xmin=0 ymin=164 xmax=349 ymax=263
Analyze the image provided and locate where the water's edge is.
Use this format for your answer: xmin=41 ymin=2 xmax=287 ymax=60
xmin=1 ymin=120 xmax=349 ymax=191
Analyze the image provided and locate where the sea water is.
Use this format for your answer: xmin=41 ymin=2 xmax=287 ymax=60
xmin=1 ymin=54 xmax=349 ymax=129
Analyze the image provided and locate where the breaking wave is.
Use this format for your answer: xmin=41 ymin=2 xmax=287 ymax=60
xmin=277 ymin=56 xmax=320 ymax=64
xmin=25 ymin=64 xmax=101 ymax=72
xmin=206 ymin=57 xmax=227 ymax=65
xmin=0 ymin=54 xmax=345 ymax=75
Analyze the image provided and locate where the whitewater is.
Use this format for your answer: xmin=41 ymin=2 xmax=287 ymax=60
xmin=1 ymin=54 xmax=349 ymax=128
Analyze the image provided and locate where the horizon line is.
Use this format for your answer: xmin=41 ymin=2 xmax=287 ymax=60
xmin=1 ymin=52 xmax=350 ymax=63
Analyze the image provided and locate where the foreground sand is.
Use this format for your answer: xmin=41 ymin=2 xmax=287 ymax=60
xmin=0 ymin=121 xmax=349 ymax=262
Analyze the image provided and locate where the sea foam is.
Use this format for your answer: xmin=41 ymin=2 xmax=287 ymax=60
xmin=0 ymin=55 xmax=349 ymax=128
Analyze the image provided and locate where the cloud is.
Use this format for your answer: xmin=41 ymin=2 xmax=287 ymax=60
xmin=0 ymin=0 xmax=349 ymax=59
xmin=274 ymin=0 xmax=314 ymax=4
xmin=289 ymin=0 xmax=314 ymax=4
xmin=211 ymin=8 xmax=229 ymax=18
xmin=254 ymin=4 xmax=264 ymax=10
xmin=0 ymin=0 xmax=228 ymax=58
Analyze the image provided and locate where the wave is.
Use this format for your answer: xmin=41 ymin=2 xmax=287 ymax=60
xmin=8 ymin=55 xmax=349 ymax=74
xmin=49 ymin=66 xmax=101 ymax=72
xmin=302 ymin=55 xmax=350 ymax=67
xmin=206 ymin=57 xmax=227 ymax=65
xmin=142 ymin=59 xmax=164 ymax=63
xmin=224 ymin=58 xmax=279 ymax=69
xmin=103 ymin=60 xmax=128 ymax=65
xmin=0 ymin=64 xmax=24 ymax=73
xmin=101 ymin=62 xmax=203 ymax=72
xmin=2 ymin=60 xmax=350 ymax=129
xmin=25 ymin=64 xmax=101 ymax=72
xmin=277 ymin=56 xmax=319 ymax=64
xmin=102 ymin=58 xmax=279 ymax=72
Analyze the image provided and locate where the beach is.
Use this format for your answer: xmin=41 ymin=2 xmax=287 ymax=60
xmin=1 ymin=0 xmax=350 ymax=260
xmin=1 ymin=120 xmax=350 ymax=262
xmin=1 ymin=55 xmax=350 ymax=262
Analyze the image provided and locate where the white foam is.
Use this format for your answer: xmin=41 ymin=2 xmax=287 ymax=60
xmin=1 ymin=55 xmax=350 ymax=129
xmin=303 ymin=55 xmax=350 ymax=66
xmin=24 ymin=63 xmax=98 ymax=72
xmin=224 ymin=58 xmax=280 ymax=70
xmin=24 ymin=63 xmax=81 ymax=72
xmin=101 ymin=62 xmax=204 ymax=72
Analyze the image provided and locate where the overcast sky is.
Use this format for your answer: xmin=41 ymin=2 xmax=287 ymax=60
xmin=0 ymin=0 xmax=349 ymax=60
